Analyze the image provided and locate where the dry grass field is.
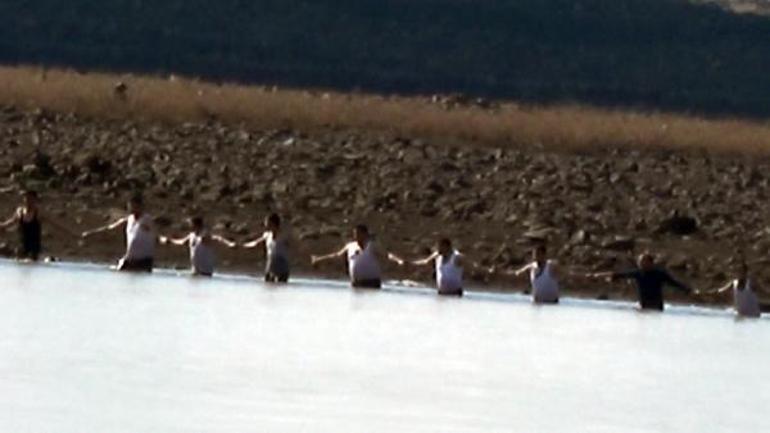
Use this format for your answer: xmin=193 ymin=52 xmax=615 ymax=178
xmin=3 ymin=66 xmax=770 ymax=156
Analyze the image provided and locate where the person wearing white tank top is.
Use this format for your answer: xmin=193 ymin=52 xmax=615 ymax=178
xmin=695 ymin=263 xmax=762 ymax=318
xmin=82 ymin=194 xmax=158 ymax=272
xmin=160 ymin=216 xmax=236 ymax=276
xmin=312 ymin=224 xmax=382 ymax=288
xmin=389 ymin=238 xmax=465 ymax=296
xmin=497 ymin=244 xmax=561 ymax=303
xmin=242 ymin=213 xmax=292 ymax=282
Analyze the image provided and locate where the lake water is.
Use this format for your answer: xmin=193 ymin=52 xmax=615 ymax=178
xmin=0 ymin=260 xmax=767 ymax=433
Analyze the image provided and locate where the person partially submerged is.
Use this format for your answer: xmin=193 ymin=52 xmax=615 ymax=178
xmin=159 ymin=216 xmax=236 ymax=277
xmin=0 ymin=190 xmax=77 ymax=261
xmin=495 ymin=244 xmax=562 ymax=304
xmin=695 ymin=261 xmax=761 ymax=318
xmin=242 ymin=213 xmax=292 ymax=283
xmin=81 ymin=194 xmax=157 ymax=272
xmin=592 ymin=253 xmax=693 ymax=311
xmin=311 ymin=224 xmax=383 ymax=289
xmin=389 ymin=238 xmax=469 ymax=296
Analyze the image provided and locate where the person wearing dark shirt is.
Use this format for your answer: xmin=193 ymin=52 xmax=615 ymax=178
xmin=593 ymin=253 xmax=693 ymax=311
xmin=0 ymin=190 xmax=77 ymax=261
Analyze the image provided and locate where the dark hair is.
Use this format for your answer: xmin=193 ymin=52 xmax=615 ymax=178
xmin=267 ymin=213 xmax=281 ymax=227
xmin=128 ymin=193 xmax=144 ymax=206
xmin=534 ymin=244 xmax=547 ymax=254
xmin=22 ymin=190 xmax=38 ymax=199
xmin=438 ymin=238 xmax=452 ymax=248
xmin=354 ymin=224 xmax=369 ymax=235
xmin=190 ymin=216 xmax=204 ymax=228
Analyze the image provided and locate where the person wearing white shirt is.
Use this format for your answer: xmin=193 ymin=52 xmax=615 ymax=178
xmin=496 ymin=244 xmax=563 ymax=304
xmin=82 ymin=194 xmax=157 ymax=272
xmin=389 ymin=238 xmax=469 ymax=296
xmin=242 ymin=213 xmax=292 ymax=283
xmin=160 ymin=216 xmax=236 ymax=276
xmin=695 ymin=262 xmax=762 ymax=318
xmin=312 ymin=224 xmax=383 ymax=288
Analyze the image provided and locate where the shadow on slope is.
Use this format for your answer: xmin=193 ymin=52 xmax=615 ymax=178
xmin=1 ymin=0 xmax=769 ymax=116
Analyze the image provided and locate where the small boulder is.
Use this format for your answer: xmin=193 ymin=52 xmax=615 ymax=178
xmin=657 ymin=212 xmax=698 ymax=236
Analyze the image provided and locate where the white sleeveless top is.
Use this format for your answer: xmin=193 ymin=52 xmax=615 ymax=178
xmin=189 ymin=231 xmax=215 ymax=275
xmin=125 ymin=214 xmax=155 ymax=260
xmin=436 ymin=251 xmax=463 ymax=292
xmin=733 ymin=279 xmax=761 ymax=318
xmin=347 ymin=241 xmax=381 ymax=282
xmin=265 ymin=230 xmax=289 ymax=260
xmin=530 ymin=260 xmax=559 ymax=303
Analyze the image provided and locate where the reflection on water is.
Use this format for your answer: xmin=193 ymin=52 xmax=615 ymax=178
xmin=0 ymin=260 xmax=766 ymax=433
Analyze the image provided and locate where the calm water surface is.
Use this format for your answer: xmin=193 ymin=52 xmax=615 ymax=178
xmin=0 ymin=261 xmax=767 ymax=433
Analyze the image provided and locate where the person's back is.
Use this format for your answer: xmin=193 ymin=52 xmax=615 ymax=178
xmin=347 ymin=240 xmax=381 ymax=283
xmin=125 ymin=213 xmax=155 ymax=261
xmin=734 ymin=279 xmax=761 ymax=318
xmin=631 ymin=268 xmax=670 ymax=311
xmin=530 ymin=260 xmax=559 ymax=303
xmin=436 ymin=250 xmax=463 ymax=295
xmin=189 ymin=231 xmax=215 ymax=276
xmin=265 ymin=229 xmax=290 ymax=282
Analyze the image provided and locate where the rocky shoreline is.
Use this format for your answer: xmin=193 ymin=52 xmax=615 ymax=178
xmin=1 ymin=105 xmax=768 ymax=306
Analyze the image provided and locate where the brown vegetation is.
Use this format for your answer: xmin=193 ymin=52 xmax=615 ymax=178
xmin=3 ymin=66 xmax=770 ymax=156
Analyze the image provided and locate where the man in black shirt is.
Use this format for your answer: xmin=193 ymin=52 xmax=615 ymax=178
xmin=593 ymin=253 xmax=693 ymax=311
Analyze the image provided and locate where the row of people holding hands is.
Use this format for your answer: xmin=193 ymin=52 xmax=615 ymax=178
xmin=2 ymin=191 xmax=763 ymax=318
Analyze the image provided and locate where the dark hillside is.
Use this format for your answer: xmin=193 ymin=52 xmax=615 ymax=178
xmin=1 ymin=0 xmax=769 ymax=115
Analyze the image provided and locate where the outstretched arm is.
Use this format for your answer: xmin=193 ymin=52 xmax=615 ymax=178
xmin=488 ymin=262 xmax=532 ymax=277
xmin=388 ymin=251 xmax=438 ymax=267
xmin=212 ymin=234 xmax=237 ymax=248
xmin=242 ymin=233 xmax=267 ymax=249
xmin=82 ymin=217 xmax=127 ymax=238
xmin=694 ymin=281 xmax=732 ymax=296
xmin=591 ymin=269 xmax=640 ymax=283
xmin=512 ymin=262 xmax=534 ymax=277
xmin=311 ymin=245 xmax=348 ymax=265
xmin=663 ymin=271 xmax=693 ymax=294
xmin=160 ymin=233 xmax=191 ymax=247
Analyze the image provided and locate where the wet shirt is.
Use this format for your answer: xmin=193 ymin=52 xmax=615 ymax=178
xmin=612 ymin=268 xmax=691 ymax=310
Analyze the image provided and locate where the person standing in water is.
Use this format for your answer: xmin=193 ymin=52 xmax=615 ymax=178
xmin=695 ymin=261 xmax=761 ymax=318
xmin=81 ymin=194 xmax=157 ymax=272
xmin=495 ymin=244 xmax=562 ymax=303
xmin=0 ymin=190 xmax=78 ymax=261
xmin=242 ymin=213 xmax=292 ymax=283
xmin=388 ymin=238 xmax=467 ymax=296
xmin=159 ymin=216 xmax=236 ymax=277
xmin=591 ymin=252 xmax=693 ymax=311
xmin=311 ymin=224 xmax=383 ymax=289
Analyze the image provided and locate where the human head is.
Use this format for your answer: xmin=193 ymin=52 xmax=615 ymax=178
xmin=532 ymin=244 xmax=547 ymax=263
xmin=265 ymin=213 xmax=281 ymax=230
xmin=353 ymin=224 xmax=370 ymax=243
xmin=189 ymin=216 xmax=204 ymax=231
xmin=739 ymin=261 xmax=749 ymax=279
xmin=437 ymin=238 xmax=453 ymax=255
xmin=127 ymin=194 xmax=144 ymax=215
xmin=637 ymin=253 xmax=655 ymax=271
xmin=22 ymin=190 xmax=38 ymax=207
